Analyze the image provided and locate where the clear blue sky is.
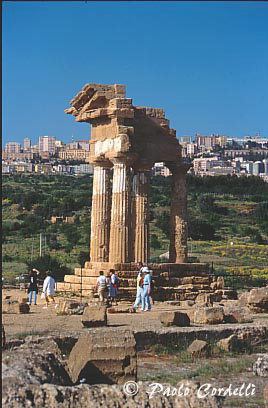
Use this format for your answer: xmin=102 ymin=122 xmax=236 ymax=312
xmin=3 ymin=1 xmax=268 ymax=147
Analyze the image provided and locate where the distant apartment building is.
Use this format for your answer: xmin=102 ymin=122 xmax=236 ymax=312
xmin=195 ymin=134 xmax=217 ymax=149
xmin=152 ymin=162 xmax=171 ymax=177
xmin=58 ymin=149 xmax=91 ymax=161
xmin=180 ymin=135 xmax=192 ymax=145
xmin=5 ymin=142 xmax=21 ymax=154
xmin=24 ymin=138 xmax=31 ymax=151
xmin=38 ymin=136 xmax=56 ymax=155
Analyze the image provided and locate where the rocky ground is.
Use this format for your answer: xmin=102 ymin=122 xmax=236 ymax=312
xmin=2 ymin=287 xmax=268 ymax=407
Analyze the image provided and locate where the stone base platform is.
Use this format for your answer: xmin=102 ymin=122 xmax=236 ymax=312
xmin=57 ymin=262 xmax=212 ymax=301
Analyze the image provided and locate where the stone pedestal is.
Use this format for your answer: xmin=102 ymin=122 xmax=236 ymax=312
xmin=168 ymin=163 xmax=190 ymax=263
xmin=132 ymin=170 xmax=150 ymax=263
xmin=90 ymin=162 xmax=111 ymax=262
xmin=109 ymin=160 xmax=132 ymax=263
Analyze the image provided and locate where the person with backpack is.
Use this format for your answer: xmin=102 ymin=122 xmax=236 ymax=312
xmin=109 ymin=269 xmax=119 ymax=305
xmin=133 ymin=263 xmax=144 ymax=311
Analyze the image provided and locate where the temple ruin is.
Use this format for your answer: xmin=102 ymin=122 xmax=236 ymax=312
xmin=58 ymin=83 xmax=210 ymax=299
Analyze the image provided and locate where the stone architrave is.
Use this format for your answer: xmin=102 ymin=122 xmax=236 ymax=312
xmin=90 ymin=161 xmax=111 ymax=262
xmin=167 ymin=162 xmax=190 ymax=263
xmin=132 ymin=169 xmax=150 ymax=263
xmin=109 ymin=159 xmax=132 ymax=263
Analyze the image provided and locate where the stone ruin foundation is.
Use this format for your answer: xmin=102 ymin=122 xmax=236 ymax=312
xmin=57 ymin=83 xmax=213 ymax=300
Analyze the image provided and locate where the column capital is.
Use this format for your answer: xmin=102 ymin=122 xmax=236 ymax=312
xmin=165 ymin=161 xmax=192 ymax=175
xmin=109 ymin=154 xmax=137 ymax=167
xmin=91 ymin=158 xmax=112 ymax=169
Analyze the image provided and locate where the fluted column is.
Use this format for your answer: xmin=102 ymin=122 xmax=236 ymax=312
xmin=109 ymin=159 xmax=132 ymax=263
xmin=168 ymin=162 xmax=191 ymax=263
xmin=90 ymin=161 xmax=111 ymax=262
xmin=132 ymin=170 xmax=150 ymax=263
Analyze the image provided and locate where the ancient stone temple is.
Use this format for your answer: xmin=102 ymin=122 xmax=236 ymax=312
xmin=57 ymin=83 xmax=210 ymax=300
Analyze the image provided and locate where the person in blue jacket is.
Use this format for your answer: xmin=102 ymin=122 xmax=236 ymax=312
xmin=141 ymin=267 xmax=152 ymax=312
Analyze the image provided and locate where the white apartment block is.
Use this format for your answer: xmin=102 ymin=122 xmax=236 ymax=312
xmin=38 ymin=136 xmax=56 ymax=154
xmin=152 ymin=162 xmax=171 ymax=177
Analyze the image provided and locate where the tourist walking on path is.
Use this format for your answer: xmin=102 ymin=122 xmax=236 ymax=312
xmin=142 ymin=267 xmax=152 ymax=312
xmin=28 ymin=268 xmax=40 ymax=305
xmin=42 ymin=271 xmax=57 ymax=309
xmin=109 ymin=269 xmax=119 ymax=305
xmin=96 ymin=271 xmax=108 ymax=303
xmin=133 ymin=262 xmax=144 ymax=310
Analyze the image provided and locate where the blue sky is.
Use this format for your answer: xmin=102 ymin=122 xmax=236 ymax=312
xmin=3 ymin=1 xmax=268 ymax=147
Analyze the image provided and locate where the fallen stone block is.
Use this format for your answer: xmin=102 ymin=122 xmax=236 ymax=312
xmin=217 ymin=334 xmax=242 ymax=352
xmin=107 ymin=307 xmax=136 ymax=314
xmin=81 ymin=305 xmax=107 ymax=327
xmin=180 ymin=300 xmax=194 ymax=307
xmin=247 ymin=288 xmax=268 ymax=313
xmin=253 ymin=354 xmax=268 ymax=377
xmin=58 ymin=299 xmax=88 ymax=315
xmin=68 ymin=329 xmax=136 ymax=385
xmin=188 ymin=306 xmax=224 ymax=325
xmin=160 ymin=311 xmax=190 ymax=327
xmin=223 ymin=306 xmax=253 ymax=323
xmin=187 ymin=339 xmax=211 ymax=357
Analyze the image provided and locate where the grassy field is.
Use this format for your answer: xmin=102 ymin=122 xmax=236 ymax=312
xmin=2 ymin=174 xmax=268 ymax=286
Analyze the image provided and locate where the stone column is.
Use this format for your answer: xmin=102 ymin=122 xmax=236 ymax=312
xmin=90 ymin=161 xmax=111 ymax=262
xmin=168 ymin=162 xmax=191 ymax=263
xmin=132 ymin=170 xmax=150 ymax=263
xmin=109 ymin=159 xmax=132 ymax=263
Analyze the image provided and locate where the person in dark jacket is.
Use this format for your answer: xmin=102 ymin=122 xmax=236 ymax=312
xmin=28 ymin=268 xmax=40 ymax=305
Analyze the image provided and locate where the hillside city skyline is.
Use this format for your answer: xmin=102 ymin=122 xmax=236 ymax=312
xmin=3 ymin=2 xmax=268 ymax=147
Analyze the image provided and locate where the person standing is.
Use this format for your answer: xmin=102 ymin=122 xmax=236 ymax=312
xmin=42 ymin=271 xmax=56 ymax=309
xmin=109 ymin=269 xmax=119 ymax=306
xmin=28 ymin=268 xmax=40 ymax=305
xmin=133 ymin=262 xmax=144 ymax=310
xmin=95 ymin=271 xmax=108 ymax=303
xmin=141 ymin=267 xmax=152 ymax=312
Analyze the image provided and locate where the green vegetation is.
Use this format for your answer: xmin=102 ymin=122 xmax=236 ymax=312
xmin=2 ymin=173 xmax=268 ymax=285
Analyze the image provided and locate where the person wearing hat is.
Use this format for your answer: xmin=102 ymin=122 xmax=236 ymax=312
xmin=133 ymin=262 xmax=144 ymax=310
xmin=141 ymin=266 xmax=152 ymax=312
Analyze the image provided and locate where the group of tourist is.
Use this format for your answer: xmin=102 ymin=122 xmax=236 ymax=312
xmin=27 ymin=268 xmax=57 ymax=309
xmin=95 ymin=261 xmax=153 ymax=312
xmin=95 ymin=269 xmax=119 ymax=305
xmin=27 ymin=261 xmax=153 ymax=312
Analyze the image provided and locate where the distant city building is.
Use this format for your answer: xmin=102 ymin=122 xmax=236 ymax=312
xmin=152 ymin=162 xmax=171 ymax=177
xmin=180 ymin=135 xmax=192 ymax=144
xmin=5 ymin=142 xmax=21 ymax=154
xmin=23 ymin=138 xmax=31 ymax=151
xmin=38 ymin=136 xmax=56 ymax=155
xmin=58 ymin=149 xmax=91 ymax=161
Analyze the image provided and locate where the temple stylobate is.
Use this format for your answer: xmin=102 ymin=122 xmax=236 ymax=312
xmin=58 ymin=83 xmax=210 ymax=300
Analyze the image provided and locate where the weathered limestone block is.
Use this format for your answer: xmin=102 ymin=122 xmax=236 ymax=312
xmin=188 ymin=306 xmax=224 ymax=325
xmin=216 ymin=276 xmax=225 ymax=289
xmin=2 ymin=300 xmax=30 ymax=314
xmin=247 ymin=288 xmax=268 ymax=313
xmin=215 ymin=289 xmax=237 ymax=300
xmin=81 ymin=305 xmax=107 ymax=327
xmin=195 ymin=293 xmax=214 ymax=305
xmin=68 ymin=330 xmax=136 ymax=385
xmin=107 ymin=307 xmax=136 ymax=314
xmin=180 ymin=300 xmax=194 ymax=307
xmin=253 ymin=354 xmax=268 ymax=377
xmin=223 ymin=306 xmax=253 ymax=323
xmin=160 ymin=311 xmax=190 ymax=327
xmin=58 ymin=299 xmax=88 ymax=315
xmin=187 ymin=340 xmax=211 ymax=357
xmin=217 ymin=334 xmax=243 ymax=352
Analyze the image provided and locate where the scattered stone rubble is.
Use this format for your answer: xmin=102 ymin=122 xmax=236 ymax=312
xmin=160 ymin=311 xmax=190 ymax=327
xmin=253 ymin=354 xmax=268 ymax=377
